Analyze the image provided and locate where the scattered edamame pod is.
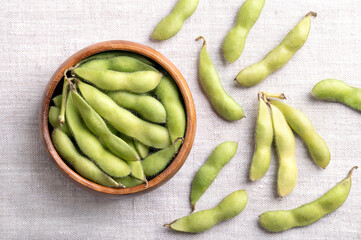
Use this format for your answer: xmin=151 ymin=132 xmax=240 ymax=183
xmin=48 ymin=106 xmax=71 ymax=136
xmin=66 ymin=93 xmax=131 ymax=178
xmin=190 ymin=141 xmax=238 ymax=211
xmin=270 ymin=104 xmax=297 ymax=197
xmin=197 ymin=36 xmax=245 ymax=121
xmin=73 ymin=67 xmax=162 ymax=93
xmin=152 ymin=0 xmax=199 ymax=40
xmin=236 ymin=12 xmax=316 ymax=87
xmin=222 ymin=0 xmax=265 ymax=63
xmin=260 ymin=166 xmax=358 ymax=232
xmin=249 ymin=95 xmax=273 ymax=181
xmin=312 ymin=79 xmax=361 ymax=112
xmin=165 ymin=189 xmax=248 ymax=233
xmin=52 ymin=129 xmax=121 ymax=188
xmin=107 ymin=91 xmax=167 ymax=123
xmin=70 ymin=90 xmax=140 ymax=162
xmin=134 ymin=140 xmax=150 ymax=159
xmin=78 ymin=81 xmax=171 ymax=149
xmin=52 ymin=94 xmax=62 ymax=108
xmin=142 ymin=138 xmax=183 ymax=177
xmin=270 ymin=100 xmax=330 ymax=169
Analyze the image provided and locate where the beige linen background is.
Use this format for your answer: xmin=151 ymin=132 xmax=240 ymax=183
xmin=0 ymin=0 xmax=360 ymax=239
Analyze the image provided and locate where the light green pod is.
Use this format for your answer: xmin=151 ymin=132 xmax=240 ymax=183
xmin=107 ymin=91 xmax=166 ymax=123
xmin=271 ymin=104 xmax=297 ymax=197
xmin=197 ymin=36 xmax=245 ymax=121
xmin=260 ymin=166 xmax=357 ymax=232
xmin=271 ymin=100 xmax=330 ymax=169
xmin=58 ymin=79 xmax=68 ymax=124
xmin=73 ymin=67 xmax=162 ymax=93
xmin=115 ymin=176 xmax=144 ymax=188
xmin=222 ymin=0 xmax=265 ymax=63
xmin=312 ymin=79 xmax=361 ymax=112
xmin=79 ymin=51 xmax=156 ymax=66
xmin=249 ymin=97 xmax=273 ymax=181
xmin=165 ymin=189 xmax=248 ymax=233
xmin=190 ymin=141 xmax=238 ymax=211
xmin=134 ymin=140 xmax=150 ymax=159
xmin=236 ymin=12 xmax=316 ymax=87
xmin=66 ymin=94 xmax=131 ymax=178
xmin=48 ymin=106 xmax=71 ymax=136
xmin=78 ymin=81 xmax=171 ymax=149
xmin=51 ymin=129 xmax=121 ymax=188
xmin=142 ymin=138 xmax=183 ymax=177
xmin=152 ymin=0 xmax=199 ymax=40
xmin=52 ymin=94 xmax=62 ymax=107
xmin=154 ymin=74 xmax=186 ymax=149
xmin=70 ymin=90 xmax=140 ymax=162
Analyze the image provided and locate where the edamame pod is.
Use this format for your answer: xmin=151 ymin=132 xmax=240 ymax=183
xmin=249 ymin=96 xmax=273 ymax=181
xmin=312 ymin=79 xmax=361 ymax=112
xmin=222 ymin=0 xmax=265 ymax=63
xmin=260 ymin=166 xmax=358 ymax=232
xmin=70 ymin=90 xmax=140 ymax=162
xmin=115 ymin=176 xmax=144 ymax=188
xmin=152 ymin=0 xmax=199 ymax=40
xmin=236 ymin=12 xmax=316 ymax=87
xmin=197 ymin=36 xmax=245 ymax=121
xmin=49 ymin=106 xmax=71 ymax=136
xmin=78 ymin=81 xmax=171 ymax=149
xmin=51 ymin=129 xmax=121 ymax=188
xmin=190 ymin=141 xmax=238 ymax=211
xmin=165 ymin=189 xmax=248 ymax=233
xmin=52 ymin=94 xmax=62 ymax=107
xmin=134 ymin=140 xmax=150 ymax=159
xmin=107 ymin=91 xmax=166 ymax=123
xmin=66 ymin=94 xmax=131 ymax=178
xmin=271 ymin=104 xmax=297 ymax=197
xmin=270 ymin=100 xmax=330 ymax=169
xmin=142 ymin=138 xmax=183 ymax=177
xmin=73 ymin=67 xmax=162 ymax=93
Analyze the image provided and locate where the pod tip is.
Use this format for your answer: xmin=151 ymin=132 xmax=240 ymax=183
xmin=195 ymin=36 xmax=206 ymax=46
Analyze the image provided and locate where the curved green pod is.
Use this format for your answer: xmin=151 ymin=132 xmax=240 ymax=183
xmin=77 ymin=81 xmax=171 ymax=149
xmin=134 ymin=140 xmax=150 ymax=159
xmin=66 ymin=93 xmax=131 ymax=178
xmin=236 ymin=12 xmax=316 ymax=87
xmin=165 ymin=189 xmax=247 ymax=233
xmin=152 ymin=0 xmax=199 ymax=40
xmin=312 ymin=79 xmax=361 ymax=112
xmin=270 ymin=100 xmax=330 ymax=169
xmin=52 ymin=94 xmax=62 ymax=107
xmin=51 ymin=129 xmax=120 ymax=188
xmin=271 ymin=104 xmax=297 ymax=197
xmin=197 ymin=36 xmax=245 ymax=121
xmin=78 ymin=51 xmax=156 ymax=66
xmin=249 ymin=97 xmax=273 ymax=181
xmin=190 ymin=141 xmax=238 ymax=211
xmin=260 ymin=166 xmax=357 ymax=232
xmin=48 ymin=106 xmax=71 ymax=136
xmin=73 ymin=67 xmax=162 ymax=93
xmin=222 ymin=0 xmax=265 ymax=63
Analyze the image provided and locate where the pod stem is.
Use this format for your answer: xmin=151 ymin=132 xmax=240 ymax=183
xmin=117 ymin=182 xmax=126 ymax=188
xmin=191 ymin=203 xmax=195 ymax=213
xmin=143 ymin=178 xmax=149 ymax=188
xmin=262 ymin=92 xmax=286 ymax=100
xmin=196 ymin=36 xmax=207 ymax=47
xmin=346 ymin=166 xmax=358 ymax=179
xmin=306 ymin=11 xmax=317 ymax=18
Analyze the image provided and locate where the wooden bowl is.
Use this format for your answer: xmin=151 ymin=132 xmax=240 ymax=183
xmin=40 ymin=40 xmax=196 ymax=195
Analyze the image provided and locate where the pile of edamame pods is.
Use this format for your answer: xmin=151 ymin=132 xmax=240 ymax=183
xmin=49 ymin=51 xmax=186 ymax=188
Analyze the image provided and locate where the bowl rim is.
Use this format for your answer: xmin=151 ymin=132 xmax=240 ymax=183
xmin=40 ymin=40 xmax=196 ymax=195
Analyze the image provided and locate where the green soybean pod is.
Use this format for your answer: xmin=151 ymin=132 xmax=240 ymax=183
xmin=197 ymin=36 xmax=245 ymax=121
xmin=154 ymin=74 xmax=186 ymax=149
xmin=49 ymin=106 xmax=71 ymax=136
xmin=312 ymin=79 xmax=361 ymax=112
xmin=52 ymin=94 xmax=62 ymax=107
xmin=270 ymin=100 xmax=330 ymax=169
xmin=107 ymin=91 xmax=166 ymax=123
xmin=73 ymin=67 xmax=162 ymax=93
xmin=152 ymin=0 xmax=199 ymax=40
xmin=190 ymin=141 xmax=238 ymax=211
xmin=70 ymin=90 xmax=140 ymax=162
xmin=249 ymin=96 xmax=273 ymax=181
xmin=236 ymin=12 xmax=316 ymax=87
xmin=66 ymin=94 xmax=131 ymax=178
xmin=79 ymin=51 xmax=156 ymax=67
xmin=222 ymin=0 xmax=265 ymax=63
xmin=78 ymin=81 xmax=171 ymax=149
xmin=270 ymin=104 xmax=297 ymax=197
xmin=51 ymin=129 xmax=121 ymax=188
xmin=165 ymin=189 xmax=248 ymax=233
xmin=142 ymin=138 xmax=183 ymax=177
xmin=134 ymin=140 xmax=150 ymax=159
xmin=115 ymin=176 xmax=144 ymax=188
xmin=260 ymin=166 xmax=358 ymax=232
